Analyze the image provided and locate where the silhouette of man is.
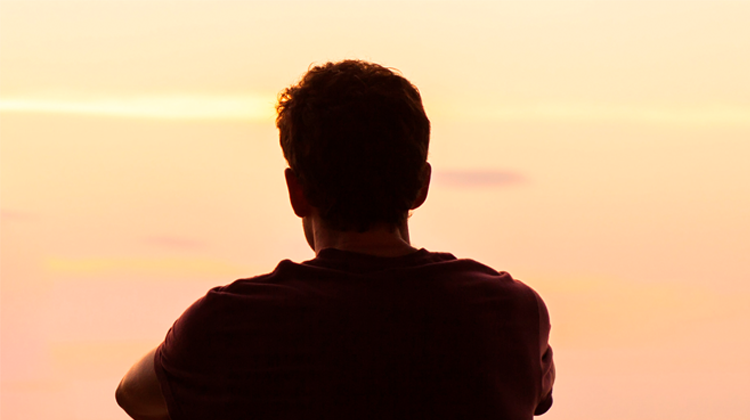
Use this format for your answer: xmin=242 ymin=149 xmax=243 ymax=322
xmin=116 ymin=60 xmax=555 ymax=420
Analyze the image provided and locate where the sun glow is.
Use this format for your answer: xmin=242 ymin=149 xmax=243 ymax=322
xmin=431 ymin=103 xmax=750 ymax=125
xmin=0 ymin=94 xmax=277 ymax=121
xmin=4 ymin=95 xmax=748 ymax=126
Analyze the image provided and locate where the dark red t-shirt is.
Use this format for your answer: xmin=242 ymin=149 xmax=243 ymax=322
xmin=154 ymin=248 xmax=554 ymax=420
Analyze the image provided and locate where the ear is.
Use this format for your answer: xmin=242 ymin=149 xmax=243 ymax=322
xmin=410 ymin=163 xmax=431 ymax=210
xmin=285 ymin=168 xmax=313 ymax=218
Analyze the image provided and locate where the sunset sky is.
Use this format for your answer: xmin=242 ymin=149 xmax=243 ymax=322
xmin=2 ymin=1 xmax=749 ymax=419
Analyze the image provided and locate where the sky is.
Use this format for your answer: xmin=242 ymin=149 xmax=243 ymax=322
xmin=2 ymin=1 xmax=749 ymax=419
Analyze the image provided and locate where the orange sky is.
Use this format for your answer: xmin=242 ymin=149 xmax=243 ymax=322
xmin=2 ymin=2 xmax=749 ymax=419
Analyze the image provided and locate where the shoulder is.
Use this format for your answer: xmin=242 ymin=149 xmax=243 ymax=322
xmin=204 ymin=259 xmax=309 ymax=299
xmin=432 ymin=255 xmax=533 ymax=291
xmin=164 ymin=262 xmax=296 ymax=335
xmin=156 ymin=262 xmax=305 ymax=365
xmin=438 ymin=256 xmax=549 ymax=316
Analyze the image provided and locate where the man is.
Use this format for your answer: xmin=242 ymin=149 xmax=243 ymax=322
xmin=116 ymin=60 xmax=554 ymax=420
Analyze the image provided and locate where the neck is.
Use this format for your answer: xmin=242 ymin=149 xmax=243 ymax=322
xmin=306 ymin=216 xmax=418 ymax=257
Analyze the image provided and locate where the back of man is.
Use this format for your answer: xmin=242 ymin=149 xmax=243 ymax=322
xmin=116 ymin=60 xmax=554 ymax=420
xmin=154 ymin=249 xmax=553 ymax=420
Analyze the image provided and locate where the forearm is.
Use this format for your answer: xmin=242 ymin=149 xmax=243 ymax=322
xmin=116 ymin=348 xmax=171 ymax=420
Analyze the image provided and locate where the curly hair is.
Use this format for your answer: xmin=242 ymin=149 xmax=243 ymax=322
xmin=276 ymin=60 xmax=431 ymax=232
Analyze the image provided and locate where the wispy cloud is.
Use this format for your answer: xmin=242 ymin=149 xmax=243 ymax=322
xmin=0 ymin=94 xmax=276 ymax=121
xmin=432 ymin=103 xmax=750 ymax=126
xmin=530 ymin=273 xmax=750 ymax=347
xmin=4 ymin=95 xmax=747 ymax=126
xmin=45 ymin=257 xmax=251 ymax=277
xmin=0 ymin=208 xmax=38 ymax=222
xmin=432 ymin=169 xmax=525 ymax=188
xmin=140 ymin=235 xmax=207 ymax=251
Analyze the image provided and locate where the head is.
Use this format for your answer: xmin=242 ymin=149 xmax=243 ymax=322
xmin=276 ymin=60 xmax=431 ymax=233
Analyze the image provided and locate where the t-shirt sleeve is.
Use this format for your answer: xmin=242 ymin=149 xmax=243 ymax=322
xmin=533 ymin=289 xmax=555 ymax=415
xmin=153 ymin=292 xmax=219 ymax=420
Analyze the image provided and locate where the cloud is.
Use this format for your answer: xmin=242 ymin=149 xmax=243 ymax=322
xmin=432 ymin=103 xmax=750 ymax=126
xmin=141 ymin=235 xmax=207 ymax=250
xmin=431 ymin=169 xmax=525 ymax=188
xmin=44 ymin=257 xmax=251 ymax=277
xmin=529 ymin=273 xmax=750 ymax=348
xmin=0 ymin=94 xmax=276 ymax=121
xmin=0 ymin=209 xmax=37 ymax=222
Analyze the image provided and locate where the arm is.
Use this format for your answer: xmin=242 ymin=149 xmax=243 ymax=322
xmin=533 ymin=289 xmax=555 ymax=416
xmin=115 ymin=347 xmax=171 ymax=420
xmin=534 ymin=345 xmax=555 ymax=415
